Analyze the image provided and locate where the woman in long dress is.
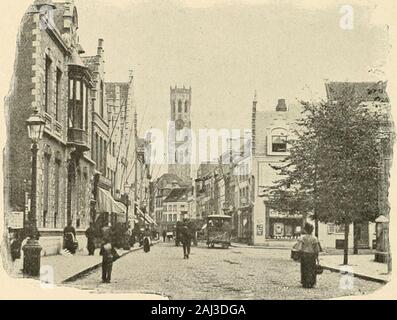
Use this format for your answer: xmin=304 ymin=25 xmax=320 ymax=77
xmin=298 ymin=223 xmax=321 ymax=288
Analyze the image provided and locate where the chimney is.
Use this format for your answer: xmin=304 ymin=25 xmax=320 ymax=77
xmin=97 ymin=38 xmax=104 ymax=56
xmin=276 ymin=98 xmax=287 ymax=112
xmin=252 ymin=91 xmax=257 ymax=156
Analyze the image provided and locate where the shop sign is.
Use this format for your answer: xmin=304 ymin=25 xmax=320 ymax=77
xmin=9 ymin=211 xmax=24 ymax=229
xmin=256 ymin=224 xmax=263 ymax=236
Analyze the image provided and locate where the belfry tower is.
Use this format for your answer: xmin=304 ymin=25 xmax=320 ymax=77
xmin=168 ymin=86 xmax=192 ymax=183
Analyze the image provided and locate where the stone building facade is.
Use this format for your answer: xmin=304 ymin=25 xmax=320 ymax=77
xmin=168 ymin=86 xmax=192 ymax=183
xmin=5 ymin=0 xmax=95 ymax=255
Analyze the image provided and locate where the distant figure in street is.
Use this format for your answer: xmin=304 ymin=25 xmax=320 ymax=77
xmin=63 ymin=221 xmax=77 ymax=254
xmin=296 ymin=223 xmax=321 ymax=288
xmin=143 ymin=228 xmax=151 ymax=253
xmin=162 ymin=230 xmax=166 ymax=242
xmin=100 ymin=237 xmax=118 ymax=283
xmin=85 ymin=223 xmax=96 ymax=255
xmin=180 ymin=222 xmax=192 ymax=259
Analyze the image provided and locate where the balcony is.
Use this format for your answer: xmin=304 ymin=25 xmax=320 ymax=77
xmin=67 ymin=127 xmax=89 ymax=152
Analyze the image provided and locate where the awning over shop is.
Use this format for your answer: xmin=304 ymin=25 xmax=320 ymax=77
xmin=97 ymin=188 xmax=126 ymax=214
xmin=135 ymin=204 xmax=157 ymax=226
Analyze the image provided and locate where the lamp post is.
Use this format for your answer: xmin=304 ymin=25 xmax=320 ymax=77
xmin=23 ymin=111 xmax=45 ymax=277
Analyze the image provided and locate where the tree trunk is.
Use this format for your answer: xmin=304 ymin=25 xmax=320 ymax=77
xmin=353 ymin=222 xmax=358 ymax=255
xmin=314 ymin=216 xmax=319 ymax=239
xmin=343 ymin=223 xmax=349 ymax=265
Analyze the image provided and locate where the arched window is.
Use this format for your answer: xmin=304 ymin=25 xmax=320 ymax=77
xmin=270 ymin=128 xmax=288 ymax=153
xmin=178 ymin=100 xmax=182 ymax=113
xmin=185 ymin=101 xmax=189 ymax=113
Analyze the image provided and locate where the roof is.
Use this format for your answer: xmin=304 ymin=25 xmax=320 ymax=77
xmin=325 ymin=81 xmax=389 ymax=103
xmin=156 ymin=173 xmax=187 ymax=188
xmin=163 ymin=188 xmax=190 ymax=203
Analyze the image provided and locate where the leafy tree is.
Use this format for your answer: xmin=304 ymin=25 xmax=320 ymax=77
xmin=266 ymin=91 xmax=383 ymax=264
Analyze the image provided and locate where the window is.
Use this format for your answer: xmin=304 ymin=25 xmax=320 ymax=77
xmin=82 ymin=83 xmax=86 ymax=129
xmin=178 ymin=100 xmax=182 ymax=113
xmin=44 ymin=55 xmax=52 ymax=113
xmin=327 ymin=223 xmax=345 ymax=234
xmin=272 ymin=135 xmax=287 ymax=152
xmin=55 ymin=69 xmax=62 ymax=121
xmin=76 ymin=80 xmax=81 ymax=101
xmin=54 ymin=159 xmax=61 ymax=228
xmin=173 ymin=214 xmax=177 ymax=222
xmin=69 ymin=79 xmax=74 ymax=100
xmin=172 ymin=101 xmax=176 ymax=114
xmin=43 ymin=154 xmax=50 ymax=228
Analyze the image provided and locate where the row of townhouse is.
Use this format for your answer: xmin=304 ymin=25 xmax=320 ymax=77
xmin=191 ymin=82 xmax=392 ymax=249
xmin=4 ymin=0 xmax=144 ymax=256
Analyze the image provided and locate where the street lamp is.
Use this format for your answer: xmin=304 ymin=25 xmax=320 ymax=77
xmin=23 ymin=111 xmax=45 ymax=277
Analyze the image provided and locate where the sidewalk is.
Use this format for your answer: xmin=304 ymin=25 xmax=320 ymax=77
xmin=10 ymin=242 xmax=158 ymax=285
xmin=319 ymin=254 xmax=391 ymax=283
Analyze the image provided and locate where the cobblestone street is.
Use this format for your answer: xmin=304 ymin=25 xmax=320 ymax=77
xmin=70 ymin=243 xmax=382 ymax=300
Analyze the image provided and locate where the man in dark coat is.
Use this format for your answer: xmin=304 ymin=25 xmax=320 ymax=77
xmin=180 ymin=222 xmax=192 ymax=259
xmin=85 ymin=223 xmax=96 ymax=255
xmin=63 ymin=221 xmax=77 ymax=254
xmin=100 ymin=237 xmax=118 ymax=283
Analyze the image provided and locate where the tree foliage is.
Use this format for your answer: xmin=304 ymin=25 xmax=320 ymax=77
xmin=265 ymin=92 xmax=383 ymax=228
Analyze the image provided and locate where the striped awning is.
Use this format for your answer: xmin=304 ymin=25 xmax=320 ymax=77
xmin=97 ymin=188 xmax=126 ymax=214
xmin=135 ymin=204 xmax=157 ymax=226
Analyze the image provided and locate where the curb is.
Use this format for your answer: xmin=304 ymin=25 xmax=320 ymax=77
xmin=230 ymin=244 xmax=291 ymax=250
xmin=62 ymin=241 xmax=159 ymax=284
xmin=320 ymin=265 xmax=390 ymax=284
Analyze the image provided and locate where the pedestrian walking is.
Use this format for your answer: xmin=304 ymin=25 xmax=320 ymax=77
xmin=162 ymin=230 xmax=166 ymax=242
xmin=100 ymin=237 xmax=119 ymax=283
xmin=295 ymin=223 xmax=321 ymax=288
xmin=180 ymin=221 xmax=192 ymax=259
xmin=85 ymin=223 xmax=96 ymax=255
xmin=143 ymin=228 xmax=151 ymax=253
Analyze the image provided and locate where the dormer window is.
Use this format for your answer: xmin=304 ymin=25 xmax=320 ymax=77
xmin=272 ymin=135 xmax=287 ymax=152
xmin=268 ymin=127 xmax=288 ymax=154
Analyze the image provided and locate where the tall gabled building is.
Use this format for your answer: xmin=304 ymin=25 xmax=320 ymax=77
xmin=5 ymin=0 xmax=95 ymax=255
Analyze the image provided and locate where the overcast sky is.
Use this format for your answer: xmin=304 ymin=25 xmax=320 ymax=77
xmin=0 ymin=0 xmax=390 ymax=179
xmin=73 ymin=0 xmax=389 ymax=137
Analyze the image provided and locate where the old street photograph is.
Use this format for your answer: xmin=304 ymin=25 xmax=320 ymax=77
xmin=0 ymin=0 xmax=395 ymax=300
